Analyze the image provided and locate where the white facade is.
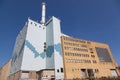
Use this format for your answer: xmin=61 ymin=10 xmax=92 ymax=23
xmin=46 ymin=16 xmax=64 ymax=79
xmin=10 ymin=19 xmax=46 ymax=74
xmin=21 ymin=19 xmax=46 ymax=71
xmin=10 ymin=17 xmax=64 ymax=79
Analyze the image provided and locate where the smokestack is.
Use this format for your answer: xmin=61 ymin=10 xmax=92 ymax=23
xmin=41 ymin=2 xmax=46 ymax=25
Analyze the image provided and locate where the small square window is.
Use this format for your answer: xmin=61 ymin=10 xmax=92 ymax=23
xmin=44 ymin=49 xmax=46 ymax=52
xmin=44 ymin=42 xmax=46 ymax=45
xmin=57 ymin=69 xmax=59 ymax=72
xmin=61 ymin=68 xmax=63 ymax=73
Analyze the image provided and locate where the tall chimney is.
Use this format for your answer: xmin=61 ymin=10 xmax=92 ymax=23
xmin=41 ymin=2 xmax=46 ymax=25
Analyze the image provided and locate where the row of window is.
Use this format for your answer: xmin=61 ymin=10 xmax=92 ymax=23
xmin=71 ymin=68 xmax=99 ymax=73
xmin=44 ymin=42 xmax=46 ymax=52
xmin=66 ymin=59 xmax=97 ymax=64
xmin=63 ymin=37 xmax=92 ymax=45
xmin=64 ymin=42 xmax=87 ymax=48
xmin=40 ymin=75 xmax=55 ymax=78
xmin=57 ymin=68 xmax=63 ymax=73
xmin=64 ymin=46 xmax=88 ymax=52
xmin=65 ymin=52 xmax=89 ymax=57
xmin=66 ymin=59 xmax=91 ymax=63
xmin=71 ymin=68 xmax=96 ymax=71
xmin=29 ymin=21 xmax=45 ymax=29
xmin=63 ymin=37 xmax=86 ymax=43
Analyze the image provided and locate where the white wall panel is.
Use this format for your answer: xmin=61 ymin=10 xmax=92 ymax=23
xmin=21 ymin=19 xmax=46 ymax=71
xmin=46 ymin=17 xmax=64 ymax=79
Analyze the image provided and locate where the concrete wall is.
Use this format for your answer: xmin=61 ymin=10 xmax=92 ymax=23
xmin=21 ymin=19 xmax=46 ymax=71
xmin=0 ymin=60 xmax=11 ymax=80
xmin=8 ymin=70 xmax=37 ymax=80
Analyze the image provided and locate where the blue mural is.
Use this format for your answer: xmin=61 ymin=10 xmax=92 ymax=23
xmin=25 ymin=40 xmax=62 ymax=58
xmin=46 ymin=43 xmax=62 ymax=57
xmin=25 ymin=40 xmax=45 ymax=59
xmin=54 ymin=43 xmax=62 ymax=56
xmin=46 ymin=45 xmax=54 ymax=57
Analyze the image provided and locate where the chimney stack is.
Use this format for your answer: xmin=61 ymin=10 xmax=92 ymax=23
xmin=41 ymin=2 xmax=46 ymax=25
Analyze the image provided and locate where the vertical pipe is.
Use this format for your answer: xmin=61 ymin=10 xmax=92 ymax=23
xmin=41 ymin=2 xmax=46 ymax=25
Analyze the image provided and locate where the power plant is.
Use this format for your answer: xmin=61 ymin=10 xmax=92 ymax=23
xmin=0 ymin=2 xmax=119 ymax=80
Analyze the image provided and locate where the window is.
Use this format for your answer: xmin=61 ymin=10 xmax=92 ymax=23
xmin=21 ymin=71 xmax=29 ymax=79
xmin=44 ymin=46 xmax=46 ymax=48
xmin=44 ymin=49 xmax=46 ymax=52
xmin=91 ymin=55 xmax=95 ymax=58
xmin=44 ymin=42 xmax=46 ymax=45
xmin=81 ymin=44 xmax=87 ymax=48
xmin=61 ymin=68 xmax=63 ymax=73
xmin=93 ymin=60 xmax=97 ymax=63
xmin=57 ymin=69 xmax=59 ymax=72
xmin=87 ymin=41 xmax=91 ymax=44
xmin=95 ymin=47 xmax=112 ymax=62
xmin=95 ymin=69 xmax=97 ymax=72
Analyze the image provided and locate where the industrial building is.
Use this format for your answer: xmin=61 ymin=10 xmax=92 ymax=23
xmin=0 ymin=2 xmax=119 ymax=80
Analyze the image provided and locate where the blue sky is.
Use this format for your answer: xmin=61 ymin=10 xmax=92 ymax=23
xmin=0 ymin=0 xmax=120 ymax=67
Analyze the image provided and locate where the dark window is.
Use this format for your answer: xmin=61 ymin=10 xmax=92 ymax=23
xmin=87 ymin=69 xmax=94 ymax=78
xmin=57 ymin=69 xmax=59 ymax=72
xmin=44 ymin=49 xmax=46 ymax=52
xmin=91 ymin=55 xmax=95 ymax=58
xmin=44 ymin=42 xmax=46 ymax=45
xmin=95 ymin=47 xmax=112 ymax=62
xmin=22 ymin=71 xmax=29 ymax=73
xmin=61 ymin=68 xmax=63 ymax=72
xmin=44 ymin=46 xmax=46 ymax=48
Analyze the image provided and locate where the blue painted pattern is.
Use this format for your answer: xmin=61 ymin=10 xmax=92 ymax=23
xmin=54 ymin=43 xmax=62 ymax=56
xmin=46 ymin=43 xmax=62 ymax=57
xmin=46 ymin=45 xmax=54 ymax=57
xmin=25 ymin=40 xmax=45 ymax=58
xmin=25 ymin=40 xmax=62 ymax=58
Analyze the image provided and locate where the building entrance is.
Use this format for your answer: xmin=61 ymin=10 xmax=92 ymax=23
xmin=87 ymin=69 xmax=94 ymax=78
